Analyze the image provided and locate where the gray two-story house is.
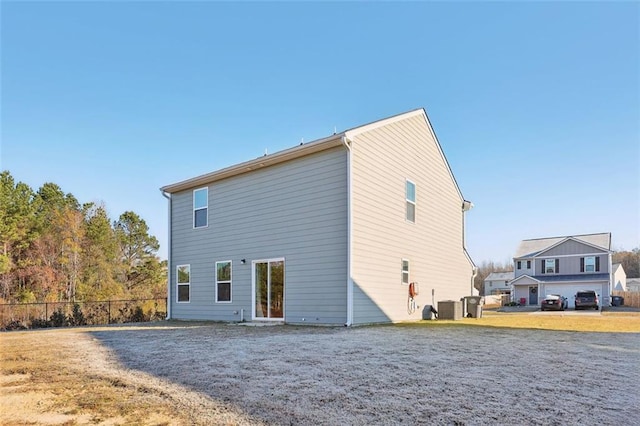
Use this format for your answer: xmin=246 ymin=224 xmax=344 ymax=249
xmin=510 ymin=233 xmax=612 ymax=308
xmin=160 ymin=108 xmax=476 ymax=325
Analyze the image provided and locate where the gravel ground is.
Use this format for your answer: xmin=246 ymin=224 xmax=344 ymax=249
xmin=88 ymin=322 xmax=640 ymax=426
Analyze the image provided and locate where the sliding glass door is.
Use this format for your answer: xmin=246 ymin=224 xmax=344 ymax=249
xmin=253 ymin=259 xmax=284 ymax=320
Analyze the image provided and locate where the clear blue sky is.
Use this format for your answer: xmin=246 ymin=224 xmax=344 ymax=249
xmin=2 ymin=1 xmax=639 ymax=263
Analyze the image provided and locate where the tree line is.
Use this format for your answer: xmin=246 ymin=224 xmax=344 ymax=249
xmin=0 ymin=170 xmax=165 ymax=304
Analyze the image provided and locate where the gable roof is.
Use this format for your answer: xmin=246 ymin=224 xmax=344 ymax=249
xmin=514 ymin=233 xmax=611 ymax=258
xmin=161 ymin=108 xmax=467 ymax=202
xmin=484 ymin=272 xmax=515 ymax=281
xmin=612 ymin=263 xmax=623 ymax=273
xmin=510 ymin=274 xmax=543 ymax=285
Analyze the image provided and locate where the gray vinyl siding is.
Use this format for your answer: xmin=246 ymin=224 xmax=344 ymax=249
xmin=169 ymin=146 xmax=348 ymax=325
xmin=537 ymin=254 xmax=610 ymax=275
xmin=542 ymin=240 xmax=608 ymax=257
xmin=514 ymin=258 xmax=534 ymax=278
xmin=350 ymin=114 xmax=472 ymax=324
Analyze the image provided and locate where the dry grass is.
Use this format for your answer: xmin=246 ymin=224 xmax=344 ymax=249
xmin=406 ymin=310 xmax=640 ymax=333
xmin=1 ymin=330 xmax=181 ymax=425
xmin=2 ymin=316 xmax=640 ymax=425
xmin=0 ymin=327 xmax=261 ymax=425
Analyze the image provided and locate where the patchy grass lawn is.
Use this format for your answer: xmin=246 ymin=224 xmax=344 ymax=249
xmin=0 ymin=326 xmax=262 ymax=425
xmin=405 ymin=310 xmax=640 ymax=333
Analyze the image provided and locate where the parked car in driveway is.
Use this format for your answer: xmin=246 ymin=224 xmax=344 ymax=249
xmin=575 ymin=290 xmax=599 ymax=310
xmin=541 ymin=294 xmax=568 ymax=311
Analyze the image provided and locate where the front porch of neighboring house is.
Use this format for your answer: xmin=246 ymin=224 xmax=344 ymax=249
xmin=511 ymin=276 xmax=541 ymax=306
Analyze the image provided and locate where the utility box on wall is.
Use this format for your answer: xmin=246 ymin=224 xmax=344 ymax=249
xmin=438 ymin=300 xmax=462 ymax=320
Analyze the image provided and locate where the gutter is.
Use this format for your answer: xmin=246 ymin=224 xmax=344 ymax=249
xmin=342 ymin=136 xmax=354 ymax=326
xmin=161 ymin=134 xmax=344 ymax=194
xmin=160 ymin=189 xmax=172 ymax=320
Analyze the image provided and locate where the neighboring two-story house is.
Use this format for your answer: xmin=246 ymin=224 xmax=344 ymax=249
xmin=483 ymin=272 xmax=515 ymax=296
xmin=160 ymin=109 xmax=476 ymax=325
xmin=510 ymin=233 xmax=612 ymax=308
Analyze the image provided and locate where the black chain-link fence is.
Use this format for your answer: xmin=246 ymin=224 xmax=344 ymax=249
xmin=0 ymin=298 xmax=167 ymax=330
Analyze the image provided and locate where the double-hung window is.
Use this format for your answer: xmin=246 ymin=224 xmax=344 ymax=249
xmin=543 ymin=259 xmax=559 ymax=274
xmin=402 ymin=259 xmax=410 ymax=285
xmin=216 ymin=261 xmax=232 ymax=303
xmin=581 ymin=256 xmax=599 ymax=273
xmin=177 ymin=265 xmax=190 ymax=303
xmin=406 ymin=180 xmax=416 ymax=223
xmin=193 ymin=187 xmax=208 ymax=228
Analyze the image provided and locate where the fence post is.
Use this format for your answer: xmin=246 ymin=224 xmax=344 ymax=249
xmin=45 ymin=303 xmax=48 ymax=321
xmin=108 ymin=300 xmax=111 ymax=324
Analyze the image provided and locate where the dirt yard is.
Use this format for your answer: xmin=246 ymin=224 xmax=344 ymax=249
xmin=2 ymin=321 xmax=639 ymax=425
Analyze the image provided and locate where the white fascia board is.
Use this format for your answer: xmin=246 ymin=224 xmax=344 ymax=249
xmin=510 ymin=275 xmax=543 ymax=285
xmin=161 ymin=134 xmax=344 ymax=193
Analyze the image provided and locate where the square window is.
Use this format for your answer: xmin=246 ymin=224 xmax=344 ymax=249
xmin=178 ymin=284 xmax=190 ymax=302
xmin=194 ymin=209 xmax=207 ymax=228
xmin=217 ymin=282 xmax=231 ymax=302
xmin=177 ymin=265 xmax=190 ymax=284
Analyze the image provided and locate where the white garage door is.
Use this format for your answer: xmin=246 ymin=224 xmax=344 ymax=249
xmin=543 ymin=283 xmax=605 ymax=308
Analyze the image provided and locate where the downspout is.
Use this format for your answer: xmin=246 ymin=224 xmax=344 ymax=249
xmin=161 ymin=190 xmax=172 ymax=320
xmin=608 ymin=251 xmax=613 ymax=308
xmin=471 ymin=266 xmax=478 ymax=297
xmin=342 ymin=136 xmax=354 ymax=326
xmin=462 ymin=200 xmax=475 ymax=296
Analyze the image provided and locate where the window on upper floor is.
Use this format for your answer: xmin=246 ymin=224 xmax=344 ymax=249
xmin=402 ymin=259 xmax=410 ymax=285
xmin=517 ymin=261 xmax=522 ymax=270
xmin=527 ymin=260 xmax=531 ymax=269
xmin=193 ymin=187 xmax=208 ymax=228
xmin=581 ymin=256 xmax=600 ymax=273
xmin=406 ymin=180 xmax=416 ymax=223
xmin=542 ymin=258 xmax=559 ymax=274
xmin=177 ymin=264 xmax=190 ymax=303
